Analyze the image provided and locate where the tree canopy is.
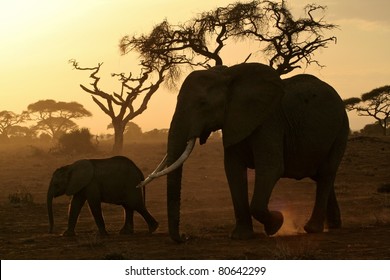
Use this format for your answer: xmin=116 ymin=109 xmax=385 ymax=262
xmin=27 ymin=99 xmax=92 ymax=139
xmin=345 ymin=85 xmax=390 ymax=136
xmin=120 ymin=0 xmax=337 ymax=76
xmin=0 ymin=110 xmax=27 ymax=138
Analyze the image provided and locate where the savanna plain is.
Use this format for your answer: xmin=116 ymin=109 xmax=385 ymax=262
xmin=1 ymin=136 xmax=389 ymax=259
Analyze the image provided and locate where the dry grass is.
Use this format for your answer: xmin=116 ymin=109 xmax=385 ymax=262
xmin=0 ymin=136 xmax=389 ymax=259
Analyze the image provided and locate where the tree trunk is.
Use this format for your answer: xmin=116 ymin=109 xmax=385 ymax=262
xmin=112 ymin=120 xmax=125 ymax=154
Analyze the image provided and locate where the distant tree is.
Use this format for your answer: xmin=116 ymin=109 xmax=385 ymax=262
xmin=142 ymin=128 xmax=169 ymax=142
xmin=107 ymin=121 xmax=143 ymax=141
xmin=344 ymin=97 xmax=362 ymax=112
xmin=27 ymin=99 xmax=92 ymax=139
xmin=0 ymin=110 xmax=27 ymax=139
xmin=58 ymin=128 xmax=96 ymax=154
xmin=120 ymin=0 xmax=337 ymax=76
xmin=70 ymin=58 xmax=175 ymax=154
xmin=7 ymin=126 xmax=34 ymax=139
xmin=123 ymin=122 xmax=143 ymax=141
xmin=345 ymin=86 xmax=390 ymax=136
xmin=359 ymin=122 xmax=390 ymax=136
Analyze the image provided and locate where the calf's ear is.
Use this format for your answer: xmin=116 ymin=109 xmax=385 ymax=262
xmin=65 ymin=160 xmax=94 ymax=196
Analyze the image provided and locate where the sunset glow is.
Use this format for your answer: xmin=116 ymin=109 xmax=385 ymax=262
xmin=1 ymin=0 xmax=389 ymax=134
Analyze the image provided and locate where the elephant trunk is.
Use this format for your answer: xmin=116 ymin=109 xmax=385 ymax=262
xmin=166 ymin=117 xmax=192 ymax=243
xmin=47 ymin=184 xmax=55 ymax=234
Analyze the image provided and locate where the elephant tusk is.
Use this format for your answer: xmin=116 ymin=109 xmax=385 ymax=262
xmin=137 ymin=138 xmax=196 ymax=188
xmin=153 ymin=138 xmax=196 ymax=176
xmin=151 ymin=154 xmax=169 ymax=176
xmin=137 ymin=154 xmax=168 ymax=188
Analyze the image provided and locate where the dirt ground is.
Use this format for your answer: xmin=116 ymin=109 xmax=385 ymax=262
xmin=1 ymin=136 xmax=389 ymax=259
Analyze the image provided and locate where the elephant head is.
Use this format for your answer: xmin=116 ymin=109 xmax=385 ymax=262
xmin=141 ymin=63 xmax=284 ymax=242
xmin=47 ymin=160 xmax=93 ymax=233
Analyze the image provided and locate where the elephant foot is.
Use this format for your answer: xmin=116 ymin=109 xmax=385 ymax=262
xmin=230 ymin=225 xmax=254 ymax=240
xmin=327 ymin=219 xmax=342 ymax=229
xmin=169 ymin=231 xmax=190 ymax=243
xmin=264 ymin=211 xmax=284 ymax=236
xmin=304 ymin=220 xmax=324 ymax=233
xmin=62 ymin=229 xmax=76 ymax=237
xmin=148 ymin=221 xmax=159 ymax=233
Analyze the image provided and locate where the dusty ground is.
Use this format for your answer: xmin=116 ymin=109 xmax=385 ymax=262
xmin=1 ymin=136 xmax=389 ymax=259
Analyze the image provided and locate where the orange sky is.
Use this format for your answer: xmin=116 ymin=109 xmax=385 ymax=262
xmin=1 ymin=0 xmax=389 ymax=134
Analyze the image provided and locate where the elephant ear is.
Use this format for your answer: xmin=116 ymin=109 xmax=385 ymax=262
xmin=222 ymin=63 xmax=285 ymax=148
xmin=65 ymin=160 xmax=94 ymax=196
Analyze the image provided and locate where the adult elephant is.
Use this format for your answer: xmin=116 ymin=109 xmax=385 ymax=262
xmin=142 ymin=63 xmax=349 ymax=243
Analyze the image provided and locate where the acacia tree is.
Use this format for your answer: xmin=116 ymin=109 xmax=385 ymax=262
xmin=120 ymin=0 xmax=337 ymax=76
xmin=70 ymin=58 xmax=176 ymax=154
xmin=27 ymin=99 xmax=92 ymax=139
xmin=107 ymin=121 xmax=143 ymax=141
xmin=0 ymin=110 xmax=27 ymax=139
xmin=120 ymin=2 xmax=258 ymax=69
xmin=242 ymin=1 xmax=337 ymax=75
xmin=345 ymin=86 xmax=390 ymax=136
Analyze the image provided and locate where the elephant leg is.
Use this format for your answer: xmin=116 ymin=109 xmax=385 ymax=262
xmin=63 ymin=195 xmax=86 ymax=236
xmin=87 ymin=199 xmax=108 ymax=236
xmin=250 ymin=169 xmax=284 ymax=236
xmin=249 ymin=130 xmax=284 ymax=236
xmin=136 ymin=207 xmax=159 ymax=233
xmin=306 ymin=137 xmax=345 ymax=233
xmin=326 ymin=187 xmax=341 ymax=229
xmin=306 ymin=128 xmax=346 ymax=233
xmin=304 ymin=177 xmax=334 ymax=233
xmin=224 ymin=148 xmax=253 ymax=240
xmin=120 ymin=206 xmax=134 ymax=234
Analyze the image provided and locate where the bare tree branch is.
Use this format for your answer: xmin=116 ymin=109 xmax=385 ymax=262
xmin=119 ymin=1 xmax=337 ymax=76
xmin=70 ymin=58 xmax=173 ymax=153
xmin=242 ymin=1 xmax=338 ymax=75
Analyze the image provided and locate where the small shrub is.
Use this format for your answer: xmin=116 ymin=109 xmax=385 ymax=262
xmin=272 ymin=240 xmax=318 ymax=260
xmin=8 ymin=189 xmax=34 ymax=205
xmin=27 ymin=145 xmax=46 ymax=157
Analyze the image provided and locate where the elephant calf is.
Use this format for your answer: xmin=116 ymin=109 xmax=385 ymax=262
xmin=47 ymin=156 xmax=158 ymax=236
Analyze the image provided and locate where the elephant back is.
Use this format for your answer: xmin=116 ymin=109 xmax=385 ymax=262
xmin=281 ymin=74 xmax=348 ymax=177
xmin=282 ymin=74 xmax=345 ymax=127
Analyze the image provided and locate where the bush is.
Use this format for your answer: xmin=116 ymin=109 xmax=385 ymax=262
xmin=58 ymin=128 xmax=96 ymax=154
xmin=8 ymin=189 xmax=34 ymax=205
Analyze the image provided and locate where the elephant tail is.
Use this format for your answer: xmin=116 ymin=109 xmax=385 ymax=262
xmin=140 ymin=171 xmax=146 ymax=206
xmin=143 ymin=185 xmax=146 ymax=205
